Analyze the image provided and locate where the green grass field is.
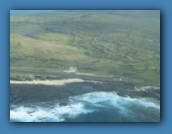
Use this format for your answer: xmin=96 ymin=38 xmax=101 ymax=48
xmin=10 ymin=10 xmax=160 ymax=85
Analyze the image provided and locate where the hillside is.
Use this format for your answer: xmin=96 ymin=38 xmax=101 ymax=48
xmin=10 ymin=10 xmax=160 ymax=85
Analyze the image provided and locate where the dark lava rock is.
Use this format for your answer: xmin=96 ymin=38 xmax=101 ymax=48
xmin=27 ymin=110 xmax=35 ymax=114
xmin=10 ymin=82 xmax=160 ymax=105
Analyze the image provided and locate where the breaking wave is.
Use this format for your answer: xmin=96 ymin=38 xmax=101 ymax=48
xmin=10 ymin=91 xmax=160 ymax=122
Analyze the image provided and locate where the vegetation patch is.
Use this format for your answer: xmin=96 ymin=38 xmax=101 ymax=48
xmin=10 ymin=10 xmax=160 ymax=85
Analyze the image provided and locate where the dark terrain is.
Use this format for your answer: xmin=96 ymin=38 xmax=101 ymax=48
xmin=10 ymin=82 xmax=160 ymax=106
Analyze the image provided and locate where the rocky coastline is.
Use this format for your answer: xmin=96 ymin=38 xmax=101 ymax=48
xmin=10 ymin=81 xmax=160 ymax=106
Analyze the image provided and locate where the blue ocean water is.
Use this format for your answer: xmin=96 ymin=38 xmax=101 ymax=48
xmin=10 ymin=91 xmax=160 ymax=122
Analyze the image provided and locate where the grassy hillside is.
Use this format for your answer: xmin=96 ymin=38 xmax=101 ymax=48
xmin=10 ymin=10 xmax=160 ymax=85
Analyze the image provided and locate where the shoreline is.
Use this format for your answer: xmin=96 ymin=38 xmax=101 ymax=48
xmin=10 ymin=79 xmax=102 ymax=86
xmin=10 ymin=79 xmax=160 ymax=105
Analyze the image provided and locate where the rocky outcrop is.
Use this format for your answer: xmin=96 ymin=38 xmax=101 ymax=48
xmin=10 ymin=82 xmax=160 ymax=105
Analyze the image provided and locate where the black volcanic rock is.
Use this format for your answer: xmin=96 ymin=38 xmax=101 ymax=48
xmin=10 ymin=82 xmax=160 ymax=105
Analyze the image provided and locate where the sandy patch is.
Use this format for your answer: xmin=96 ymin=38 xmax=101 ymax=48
xmin=10 ymin=79 xmax=102 ymax=86
xmin=134 ymin=86 xmax=160 ymax=91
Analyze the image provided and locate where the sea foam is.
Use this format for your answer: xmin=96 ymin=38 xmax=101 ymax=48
xmin=10 ymin=91 xmax=160 ymax=122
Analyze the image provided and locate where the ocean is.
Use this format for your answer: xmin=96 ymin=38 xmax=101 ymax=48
xmin=10 ymin=81 xmax=160 ymax=122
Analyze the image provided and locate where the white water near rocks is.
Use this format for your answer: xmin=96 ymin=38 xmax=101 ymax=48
xmin=10 ymin=91 xmax=160 ymax=122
